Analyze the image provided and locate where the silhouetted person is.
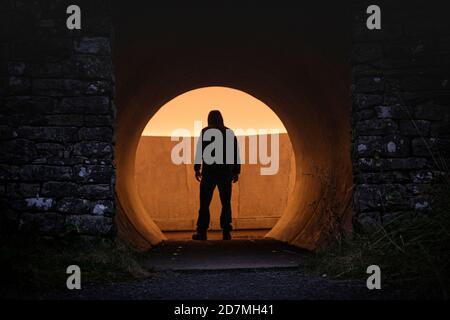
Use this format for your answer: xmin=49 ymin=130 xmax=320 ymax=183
xmin=192 ymin=110 xmax=240 ymax=240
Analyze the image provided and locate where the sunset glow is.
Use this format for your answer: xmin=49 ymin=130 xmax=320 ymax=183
xmin=141 ymin=87 xmax=287 ymax=136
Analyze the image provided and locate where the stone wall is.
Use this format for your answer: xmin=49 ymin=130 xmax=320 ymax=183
xmin=0 ymin=1 xmax=116 ymax=238
xmin=350 ymin=1 xmax=450 ymax=232
xmin=1 ymin=1 xmax=449 ymax=242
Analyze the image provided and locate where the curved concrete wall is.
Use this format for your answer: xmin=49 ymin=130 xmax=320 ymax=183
xmin=114 ymin=4 xmax=352 ymax=250
xmin=114 ymin=52 xmax=352 ymax=250
xmin=135 ymin=134 xmax=296 ymax=232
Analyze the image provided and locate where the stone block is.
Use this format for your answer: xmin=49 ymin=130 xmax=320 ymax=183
xmin=353 ymin=93 xmax=383 ymax=110
xmin=7 ymin=76 xmax=31 ymax=94
xmin=17 ymin=126 xmax=79 ymax=143
xmin=56 ymin=198 xmax=115 ymax=216
xmin=8 ymin=62 xmax=26 ymax=76
xmin=411 ymin=137 xmax=436 ymax=156
xmin=19 ymin=212 xmax=65 ymax=235
xmin=73 ymin=165 xmax=114 ymax=184
xmin=78 ymin=127 xmax=113 ymax=141
xmin=355 ymin=157 xmax=429 ymax=172
xmin=6 ymin=183 xmax=40 ymax=199
xmin=62 ymin=55 xmax=112 ymax=79
xmin=73 ymin=141 xmax=112 ymax=159
xmin=355 ymin=171 xmax=410 ymax=184
xmin=351 ymin=44 xmax=382 ymax=63
xmin=4 ymin=96 xmax=57 ymax=115
xmin=65 ymin=215 xmax=114 ymax=235
xmin=44 ymin=114 xmax=84 ymax=126
xmin=0 ymin=164 xmax=20 ymax=180
xmin=354 ymin=211 xmax=381 ymax=233
xmin=354 ymin=183 xmax=410 ymax=212
xmin=41 ymin=181 xmax=78 ymax=198
xmin=74 ymin=37 xmax=111 ymax=55
xmin=410 ymin=170 xmax=434 ymax=184
xmin=77 ymin=184 xmax=112 ymax=199
xmin=20 ymin=165 xmax=72 ymax=181
xmin=374 ymin=105 xmax=411 ymax=119
xmin=414 ymin=102 xmax=450 ymax=121
xmin=355 ymin=119 xmax=398 ymax=136
xmin=32 ymin=79 xmax=85 ymax=96
xmin=12 ymin=38 xmax=73 ymax=61
xmin=399 ymin=119 xmax=431 ymax=136
xmin=402 ymin=76 xmax=447 ymax=91
xmin=29 ymin=62 xmax=62 ymax=77
xmin=84 ymin=115 xmax=114 ymax=126
xmin=353 ymin=77 xmax=384 ymax=93
xmin=0 ymin=139 xmax=37 ymax=164
xmin=355 ymin=109 xmax=375 ymax=121
xmin=60 ymin=96 xmax=110 ymax=114
xmin=10 ymin=197 xmax=55 ymax=211
xmin=431 ymin=120 xmax=450 ymax=136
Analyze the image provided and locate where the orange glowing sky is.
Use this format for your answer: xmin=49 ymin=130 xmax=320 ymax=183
xmin=142 ymin=87 xmax=287 ymax=136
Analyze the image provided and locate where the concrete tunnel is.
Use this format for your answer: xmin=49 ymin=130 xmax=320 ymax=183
xmin=134 ymin=87 xmax=297 ymax=235
xmin=113 ymin=3 xmax=353 ymax=250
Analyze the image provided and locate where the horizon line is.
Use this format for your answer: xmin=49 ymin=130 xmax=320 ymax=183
xmin=141 ymin=131 xmax=289 ymax=138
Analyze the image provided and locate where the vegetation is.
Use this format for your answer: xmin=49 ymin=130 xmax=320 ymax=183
xmin=305 ymin=181 xmax=450 ymax=299
xmin=0 ymin=235 xmax=150 ymax=298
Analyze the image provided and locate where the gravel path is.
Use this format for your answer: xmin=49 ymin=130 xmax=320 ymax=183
xmin=44 ymin=268 xmax=409 ymax=300
xmin=13 ymin=240 xmax=421 ymax=300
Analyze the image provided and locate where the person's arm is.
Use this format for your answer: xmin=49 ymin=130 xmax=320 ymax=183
xmin=194 ymin=131 xmax=203 ymax=181
xmin=232 ymin=134 xmax=240 ymax=182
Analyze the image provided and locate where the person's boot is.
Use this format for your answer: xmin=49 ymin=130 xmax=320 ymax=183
xmin=222 ymin=230 xmax=232 ymax=240
xmin=192 ymin=230 xmax=207 ymax=240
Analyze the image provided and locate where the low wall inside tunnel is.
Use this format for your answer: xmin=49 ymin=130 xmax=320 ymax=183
xmin=135 ymin=134 xmax=296 ymax=232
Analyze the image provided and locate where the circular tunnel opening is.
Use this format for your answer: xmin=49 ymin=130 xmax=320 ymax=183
xmin=114 ymin=43 xmax=353 ymax=251
xmin=134 ymin=87 xmax=296 ymax=240
xmin=113 ymin=0 xmax=352 ymax=252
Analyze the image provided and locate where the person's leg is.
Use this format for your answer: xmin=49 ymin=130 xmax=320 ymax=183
xmin=217 ymin=175 xmax=233 ymax=239
xmin=193 ymin=175 xmax=215 ymax=240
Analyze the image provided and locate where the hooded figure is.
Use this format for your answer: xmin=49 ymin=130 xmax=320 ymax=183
xmin=193 ymin=110 xmax=240 ymax=240
xmin=208 ymin=110 xmax=224 ymax=126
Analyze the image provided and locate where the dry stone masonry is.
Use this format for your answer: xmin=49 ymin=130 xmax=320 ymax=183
xmin=351 ymin=1 xmax=450 ymax=232
xmin=1 ymin=1 xmax=449 ymax=241
xmin=0 ymin=1 xmax=116 ymax=238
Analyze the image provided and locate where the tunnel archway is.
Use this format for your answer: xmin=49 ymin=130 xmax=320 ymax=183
xmin=134 ymin=86 xmax=296 ymax=238
xmin=114 ymin=49 xmax=353 ymax=250
xmin=113 ymin=2 xmax=352 ymax=251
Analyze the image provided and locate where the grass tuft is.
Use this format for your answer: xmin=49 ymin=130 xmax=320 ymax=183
xmin=0 ymin=235 xmax=151 ymax=298
xmin=305 ymin=181 xmax=450 ymax=299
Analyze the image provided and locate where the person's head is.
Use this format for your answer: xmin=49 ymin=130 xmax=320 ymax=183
xmin=207 ymin=110 xmax=224 ymax=127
